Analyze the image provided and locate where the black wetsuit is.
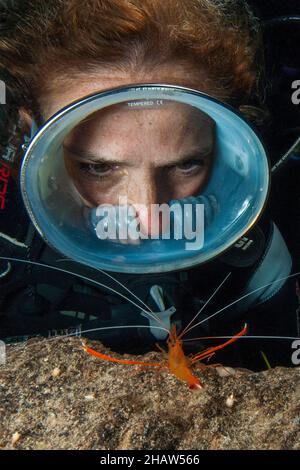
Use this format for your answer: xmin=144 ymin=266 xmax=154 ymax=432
xmin=0 ymin=166 xmax=299 ymax=370
xmin=1 ymin=0 xmax=300 ymax=370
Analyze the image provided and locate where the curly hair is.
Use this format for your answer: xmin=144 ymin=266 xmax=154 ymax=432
xmin=0 ymin=0 xmax=266 ymax=165
xmin=0 ymin=0 xmax=264 ymax=104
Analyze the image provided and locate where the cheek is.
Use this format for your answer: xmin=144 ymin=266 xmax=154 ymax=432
xmin=64 ymin=155 xmax=126 ymax=206
xmin=172 ymin=176 xmax=206 ymax=199
xmin=171 ymin=164 xmax=214 ymax=199
xmin=64 ymin=157 xmax=100 ymax=205
xmin=64 ymin=157 xmax=87 ymax=194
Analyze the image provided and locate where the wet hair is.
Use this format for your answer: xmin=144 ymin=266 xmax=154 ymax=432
xmin=0 ymin=0 xmax=264 ymax=106
xmin=0 ymin=0 xmax=266 ymax=159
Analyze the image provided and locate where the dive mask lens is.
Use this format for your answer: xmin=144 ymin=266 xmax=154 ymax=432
xmin=21 ymin=85 xmax=270 ymax=273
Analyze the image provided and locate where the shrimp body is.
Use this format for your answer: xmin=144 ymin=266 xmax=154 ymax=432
xmin=167 ymin=325 xmax=203 ymax=389
xmin=83 ymin=324 xmax=248 ymax=389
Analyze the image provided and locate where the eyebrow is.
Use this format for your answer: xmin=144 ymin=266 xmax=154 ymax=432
xmin=63 ymin=144 xmax=214 ymax=167
xmin=63 ymin=145 xmax=131 ymax=166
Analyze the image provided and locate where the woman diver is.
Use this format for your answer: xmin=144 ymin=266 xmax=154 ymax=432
xmin=0 ymin=0 xmax=299 ymax=370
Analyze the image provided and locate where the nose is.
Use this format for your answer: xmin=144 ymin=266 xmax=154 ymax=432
xmin=126 ymin=172 xmax=169 ymax=238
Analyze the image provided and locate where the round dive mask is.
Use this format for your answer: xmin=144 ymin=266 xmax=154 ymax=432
xmin=20 ymin=84 xmax=270 ymax=273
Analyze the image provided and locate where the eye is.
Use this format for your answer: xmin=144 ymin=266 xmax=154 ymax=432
xmin=78 ymin=162 xmax=118 ymax=177
xmin=174 ymin=158 xmax=206 ymax=174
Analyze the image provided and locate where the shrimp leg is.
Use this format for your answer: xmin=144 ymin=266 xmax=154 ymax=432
xmin=190 ymin=324 xmax=248 ymax=364
xmin=83 ymin=342 xmax=162 ymax=368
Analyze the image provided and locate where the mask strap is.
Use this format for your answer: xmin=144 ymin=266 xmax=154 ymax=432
xmin=22 ymin=119 xmax=39 ymax=153
xmin=30 ymin=119 xmax=39 ymax=139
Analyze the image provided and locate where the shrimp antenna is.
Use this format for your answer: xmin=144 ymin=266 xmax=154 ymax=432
xmin=0 ymin=256 xmax=168 ymax=330
xmin=78 ymin=324 xmax=170 ymax=337
xmin=96 ymin=269 xmax=170 ymax=332
xmin=183 ymin=334 xmax=300 ymax=343
xmin=96 ymin=268 xmax=154 ymax=314
xmin=56 ymin=258 xmax=168 ymax=331
xmin=4 ymin=325 xmax=170 ymax=350
xmin=184 ymin=270 xmax=300 ymax=335
xmin=178 ymin=272 xmax=232 ymax=340
xmin=56 ymin=258 xmax=154 ymax=315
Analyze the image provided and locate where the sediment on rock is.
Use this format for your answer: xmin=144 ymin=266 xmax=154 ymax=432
xmin=0 ymin=337 xmax=299 ymax=450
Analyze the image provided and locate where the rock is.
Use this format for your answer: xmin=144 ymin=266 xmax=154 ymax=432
xmin=0 ymin=337 xmax=299 ymax=450
xmin=51 ymin=367 xmax=61 ymax=378
xmin=11 ymin=431 xmax=21 ymax=446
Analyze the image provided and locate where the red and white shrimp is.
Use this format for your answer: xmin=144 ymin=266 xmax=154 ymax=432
xmin=1 ymin=256 xmax=299 ymax=386
xmin=83 ymin=323 xmax=248 ymax=389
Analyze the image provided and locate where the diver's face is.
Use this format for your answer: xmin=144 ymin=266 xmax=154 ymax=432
xmin=63 ymin=102 xmax=215 ymax=208
xmin=37 ymin=65 xmax=216 ymax=232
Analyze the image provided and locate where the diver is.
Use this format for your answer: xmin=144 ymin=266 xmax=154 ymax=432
xmin=0 ymin=0 xmax=299 ymax=370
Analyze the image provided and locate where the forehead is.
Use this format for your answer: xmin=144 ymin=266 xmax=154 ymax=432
xmin=38 ymin=62 xmax=217 ymax=121
xmin=64 ymin=100 xmax=215 ymax=150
